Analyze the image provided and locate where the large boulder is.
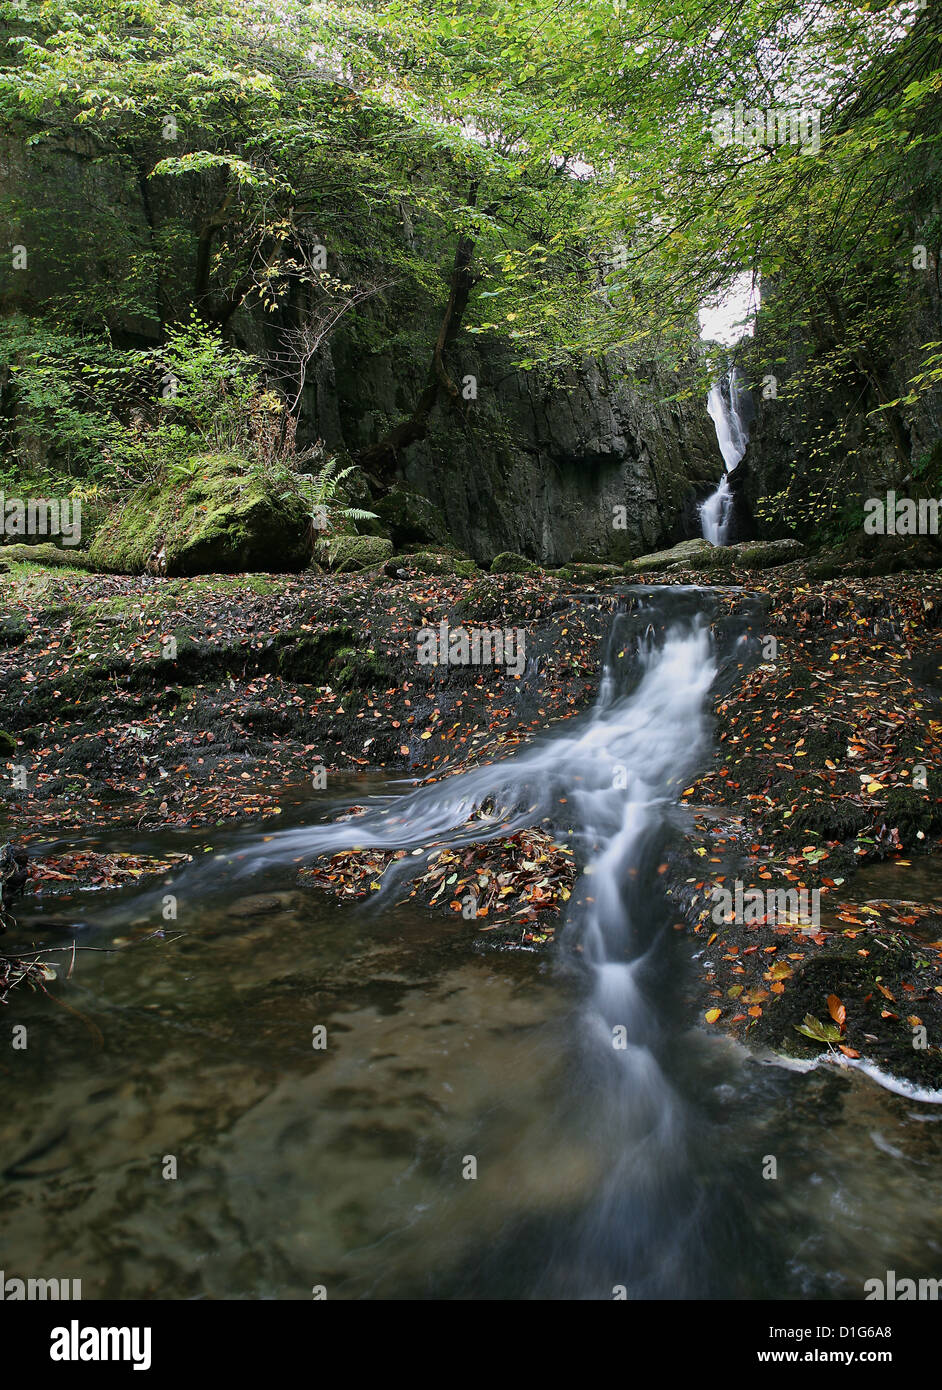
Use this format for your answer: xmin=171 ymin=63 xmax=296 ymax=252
xmin=392 ymin=550 xmax=476 ymax=577
xmin=627 ymin=537 xmax=805 ymax=574
xmin=89 ymin=453 xmax=311 ymax=576
xmin=731 ymin=538 xmax=804 ymax=569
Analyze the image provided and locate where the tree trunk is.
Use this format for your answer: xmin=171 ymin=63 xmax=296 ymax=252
xmin=358 ymin=187 xmax=478 ymax=486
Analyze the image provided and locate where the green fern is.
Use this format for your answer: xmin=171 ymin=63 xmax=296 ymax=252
xmin=298 ymin=457 xmax=378 ymax=555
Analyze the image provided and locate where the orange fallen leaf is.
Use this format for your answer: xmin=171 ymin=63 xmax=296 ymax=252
xmin=827 ymin=994 xmax=846 ymax=1030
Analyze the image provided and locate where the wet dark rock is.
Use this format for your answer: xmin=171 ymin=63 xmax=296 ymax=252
xmin=227 ymin=892 xmax=304 ymax=918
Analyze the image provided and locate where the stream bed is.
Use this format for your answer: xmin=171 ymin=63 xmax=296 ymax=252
xmin=5 ymin=586 xmax=942 ymax=1300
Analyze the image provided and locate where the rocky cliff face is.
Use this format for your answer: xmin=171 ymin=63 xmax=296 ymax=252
xmin=302 ymin=318 xmax=720 ymax=564
xmin=737 ymin=273 xmax=942 ymax=539
xmin=0 ymin=132 xmax=723 ymax=565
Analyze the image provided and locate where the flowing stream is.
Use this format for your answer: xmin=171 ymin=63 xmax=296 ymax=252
xmin=702 ymin=368 xmax=752 ymax=545
xmin=5 ymin=587 xmax=942 ymax=1299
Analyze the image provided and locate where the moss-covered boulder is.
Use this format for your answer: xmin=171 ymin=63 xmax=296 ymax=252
xmin=326 ymin=534 xmax=393 ymax=573
xmin=490 ymin=550 xmax=539 ymax=575
xmin=395 ymin=550 xmax=476 ymax=577
xmin=733 ymin=538 xmax=804 ymax=569
xmin=626 ymin=538 xmax=714 ymax=573
xmin=374 ymin=488 xmax=449 ymax=548
xmin=566 ymin=561 xmax=622 ymax=581
xmin=88 ymin=453 xmax=311 ymax=576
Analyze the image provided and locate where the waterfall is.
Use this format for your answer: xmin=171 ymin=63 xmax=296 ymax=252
xmin=701 ymin=366 xmax=751 ymax=545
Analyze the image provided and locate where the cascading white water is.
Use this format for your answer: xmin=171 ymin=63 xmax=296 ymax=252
xmin=217 ymin=615 xmax=716 ymax=904
xmin=701 ymin=367 xmax=750 ymax=546
xmin=699 ymin=472 xmax=733 ymax=548
xmin=215 ymin=609 xmax=718 ymax=1089
xmin=115 ymin=591 xmax=759 ymax=1295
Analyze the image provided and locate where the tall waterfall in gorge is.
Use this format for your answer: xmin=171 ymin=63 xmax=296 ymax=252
xmin=701 ymin=367 xmax=751 ymax=545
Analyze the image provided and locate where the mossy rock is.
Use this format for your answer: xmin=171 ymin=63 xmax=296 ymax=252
xmin=820 ymin=532 xmax=942 ymax=578
xmin=326 ymin=534 xmax=393 ymax=573
xmin=88 ymin=453 xmax=311 ymax=576
xmin=733 ymin=539 xmax=804 ymax=569
xmin=0 ymin=729 xmax=16 ymax=755
xmin=799 ymin=720 xmax=852 ymax=765
xmin=490 ymin=551 xmax=538 ymax=575
xmin=805 ymin=561 xmax=842 ymax=582
xmin=565 ymin=562 xmax=621 ymax=581
xmin=398 ymin=550 xmax=476 ymax=577
xmin=693 ymin=546 xmax=739 ymax=570
xmin=276 ymin=625 xmax=356 ymax=681
xmin=0 ymin=615 xmax=28 ymax=645
xmin=329 ymin=645 xmax=399 ymax=691
xmin=0 ymin=542 xmax=96 ymax=571
xmin=883 ymin=783 xmax=942 ymax=840
xmin=451 ymin=577 xmax=504 ymax=622
xmin=626 ymin=539 xmax=714 ymax=573
xmin=374 ymin=488 xmax=449 ymax=548
xmin=784 ymin=799 xmax=870 ymax=842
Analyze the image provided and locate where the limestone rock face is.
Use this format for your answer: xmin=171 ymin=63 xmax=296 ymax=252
xmin=317 ymin=326 xmax=720 ymax=565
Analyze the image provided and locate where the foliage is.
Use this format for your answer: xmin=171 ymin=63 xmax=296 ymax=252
xmin=0 ymin=314 xmax=144 ymax=488
xmin=298 ymin=455 xmax=378 ymax=557
xmin=0 ymin=0 xmax=939 ymax=530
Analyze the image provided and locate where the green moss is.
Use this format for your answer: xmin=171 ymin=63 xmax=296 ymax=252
xmin=276 ymin=625 xmax=356 ymax=681
xmin=805 ymin=561 xmax=842 ymax=582
xmin=735 ymin=539 xmax=804 ymax=569
xmin=0 ymin=542 xmax=96 ymax=571
xmin=329 ymin=644 xmax=398 ymax=691
xmin=327 ymin=535 xmax=393 ymax=572
xmin=0 ymin=729 xmax=16 ymax=754
xmin=490 ymin=550 xmax=538 ymax=575
xmin=0 ymin=615 xmax=28 ymax=645
xmin=88 ymin=453 xmax=311 ymax=576
xmin=884 ymin=783 xmax=942 ymax=839
xmin=784 ymin=799 xmax=870 ymax=841
xmin=399 ymin=550 xmax=476 ymax=577
xmin=696 ymin=546 xmax=738 ymax=570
